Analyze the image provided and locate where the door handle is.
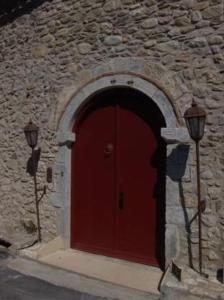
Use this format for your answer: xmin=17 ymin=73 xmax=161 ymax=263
xmin=119 ymin=192 xmax=124 ymax=210
xmin=104 ymin=143 xmax=114 ymax=157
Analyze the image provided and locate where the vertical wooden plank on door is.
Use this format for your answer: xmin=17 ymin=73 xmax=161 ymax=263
xmin=71 ymin=104 xmax=116 ymax=252
xmin=117 ymin=99 xmax=160 ymax=266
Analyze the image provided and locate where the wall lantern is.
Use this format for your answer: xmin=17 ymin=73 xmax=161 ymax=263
xmin=24 ymin=119 xmax=46 ymax=243
xmin=24 ymin=119 xmax=39 ymax=149
xmin=184 ymin=99 xmax=206 ymax=276
xmin=184 ymin=100 xmax=206 ymax=142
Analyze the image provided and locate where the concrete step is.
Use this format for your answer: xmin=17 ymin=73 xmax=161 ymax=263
xmin=8 ymin=255 xmax=161 ymax=300
xmin=40 ymin=249 xmax=162 ymax=294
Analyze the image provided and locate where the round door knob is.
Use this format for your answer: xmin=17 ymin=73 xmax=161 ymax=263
xmin=104 ymin=143 xmax=114 ymax=157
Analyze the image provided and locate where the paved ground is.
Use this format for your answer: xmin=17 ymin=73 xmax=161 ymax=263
xmin=0 ymin=265 xmax=110 ymax=300
xmin=0 ymin=249 xmax=111 ymax=300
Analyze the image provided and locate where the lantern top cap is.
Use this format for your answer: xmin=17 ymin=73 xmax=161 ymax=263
xmin=24 ymin=119 xmax=39 ymax=132
xmin=184 ymin=99 xmax=206 ymax=119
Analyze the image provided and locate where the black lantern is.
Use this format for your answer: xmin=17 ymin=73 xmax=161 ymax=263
xmin=24 ymin=119 xmax=39 ymax=149
xmin=184 ymin=100 xmax=206 ymax=141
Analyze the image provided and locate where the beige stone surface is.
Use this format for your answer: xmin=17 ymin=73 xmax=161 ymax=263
xmin=9 ymin=257 xmax=159 ymax=300
xmin=37 ymin=236 xmax=64 ymax=258
xmin=39 ymin=249 xmax=162 ymax=294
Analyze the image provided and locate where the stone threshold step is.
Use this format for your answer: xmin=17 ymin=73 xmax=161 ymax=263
xmin=8 ymin=253 xmax=161 ymax=300
xmin=40 ymin=249 xmax=162 ymax=294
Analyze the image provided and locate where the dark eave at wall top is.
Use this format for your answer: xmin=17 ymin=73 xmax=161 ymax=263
xmin=0 ymin=0 xmax=49 ymax=26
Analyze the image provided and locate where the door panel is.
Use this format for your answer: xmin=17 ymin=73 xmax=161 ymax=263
xmin=117 ymin=102 xmax=158 ymax=265
xmin=71 ymin=105 xmax=116 ymax=251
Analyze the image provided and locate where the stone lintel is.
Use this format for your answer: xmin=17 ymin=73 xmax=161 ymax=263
xmin=161 ymin=127 xmax=190 ymax=144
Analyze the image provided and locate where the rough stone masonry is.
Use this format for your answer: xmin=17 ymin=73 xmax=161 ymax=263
xmin=0 ymin=0 xmax=223 ymax=275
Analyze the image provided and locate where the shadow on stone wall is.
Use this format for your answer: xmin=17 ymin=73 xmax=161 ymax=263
xmin=0 ymin=0 xmax=49 ymax=26
xmin=151 ymin=138 xmax=166 ymax=271
xmin=26 ymin=148 xmax=41 ymax=176
xmin=167 ymin=145 xmax=198 ymax=270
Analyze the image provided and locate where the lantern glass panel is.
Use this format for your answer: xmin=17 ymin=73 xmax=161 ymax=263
xmin=24 ymin=129 xmax=38 ymax=148
xmin=198 ymin=116 xmax=206 ymax=140
xmin=30 ymin=130 xmax=38 ymax=148
xmin=24 ymin=120 xmax=39 ymax=148
xmin=186 ymin=116 xmax=205 ymax=141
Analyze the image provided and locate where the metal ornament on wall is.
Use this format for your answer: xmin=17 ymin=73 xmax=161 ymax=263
xmin=24 ymin=119 xmax=46 ymax=243
xmin=184 ymin=99 xmax=207 ymax=276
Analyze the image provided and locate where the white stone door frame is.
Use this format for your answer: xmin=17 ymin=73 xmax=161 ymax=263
xmin=52 ymin=72 xmax=189 ymax=267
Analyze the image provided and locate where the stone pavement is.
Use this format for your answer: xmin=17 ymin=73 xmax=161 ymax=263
xmin=0 ymin=265 xmax=110 ymax=300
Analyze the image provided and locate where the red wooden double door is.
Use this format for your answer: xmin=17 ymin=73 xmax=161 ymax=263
xmin=71 ymin=89 xmax=165 ymax=268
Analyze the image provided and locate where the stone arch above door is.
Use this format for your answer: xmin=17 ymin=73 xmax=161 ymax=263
xmin=54 ymin=58 xmax=189 ymax=131
xmin=52 ymin=60 xmax=190 ymax=267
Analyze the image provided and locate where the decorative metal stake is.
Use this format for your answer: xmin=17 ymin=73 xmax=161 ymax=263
xmin=24 ymin=120 xmax=46 ymax=243
xmin=32 ymin=148 xmax=42 ymax=242
xmin=184 ymin=100 xmax=206 ymax=275
xmin=196 ymin=141 xmax=202 ymax=274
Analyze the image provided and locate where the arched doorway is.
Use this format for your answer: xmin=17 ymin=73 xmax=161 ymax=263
xmin=71 ymin=88 xmax=166 ymax=269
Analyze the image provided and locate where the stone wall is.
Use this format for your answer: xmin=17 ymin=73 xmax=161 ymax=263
xmin=0 ymin=0 xmax=223 ymax=272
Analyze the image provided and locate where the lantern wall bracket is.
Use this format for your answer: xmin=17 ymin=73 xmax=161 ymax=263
xmin=161 ymin=127 xmax=190 ymax=144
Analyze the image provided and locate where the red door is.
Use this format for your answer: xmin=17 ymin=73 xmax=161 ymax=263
xmin=71 ymin=89 xmax=165 ymax=268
